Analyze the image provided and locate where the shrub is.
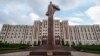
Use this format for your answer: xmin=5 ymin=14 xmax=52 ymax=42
xmin=73 ymin=45 xmax=100 ymax=51
xmin=71 ymin=42 xmax=75 ymax=47
xmin=65 ymin=42 xmax=69 ymax=46
xmin=0 ymin=42 xmax=30 ymax=50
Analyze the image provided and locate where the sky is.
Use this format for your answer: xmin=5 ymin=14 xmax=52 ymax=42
xmin=0 ymin=0 xmax=100 ymax=31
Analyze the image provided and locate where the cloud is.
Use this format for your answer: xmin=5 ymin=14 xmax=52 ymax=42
xmin=54 ymin=17 xmax=61 ymax=20
xmin=68 ymin=17 xmax=83 ymax=22
xmin=0 ymin=0 xmax=91 ymax=24
xmin=0 ymin=0 xmax=99 ymax=31
xmin=92 ymin=0 xmax=100 ymax=5
xmin=69 ymin=21 xmax=79 ymax=25
xmin=85 ymin=0 xmax=100 ymax=24
xmin=0 ymin=1 xmax=36 ymax=25
xmin=30 ymin=13 xmax=40 ymax=21
xmin=53 ymin=0 xmax=88 ymax=10
xmin=54 ymin=17 xmax=81 ymax=25
xmin=72 ymin=12 xmax=86 ymax=17
xmin=68 ymin=17 xmax=82 ymax=25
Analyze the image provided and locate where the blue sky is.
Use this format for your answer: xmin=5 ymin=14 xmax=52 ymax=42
xmin=0 ymin=0 xmax=100 ymax=31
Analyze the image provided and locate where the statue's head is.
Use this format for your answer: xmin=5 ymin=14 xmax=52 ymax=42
xmin=49 ymin=1 xmax=60 ymax=11
xmin=50 ymin=1 xmax=52 ymax=4
xmin=46 ymin=1 xmax=60 ymax=16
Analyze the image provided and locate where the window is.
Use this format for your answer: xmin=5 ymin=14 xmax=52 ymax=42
xmin=86 ymin=33 xmax=88 ymax=40
xmin=30 ymin=33 xmax=31 ymax=35
xmin=81 ymin=27 xmax=83 ymax=32
xmin=3 ymin=33 xmax=5 ymax=34
xmin=84 ymin=27 xmax=86 ymax=32
xmin=88 ymin=27 xmax=90 ymax=32
xmin=89 ymin=33 xmax=92 ymax=40
xmin=26 ymin=37 xmax=27 ymax=39
xmin=18 ymin=36 xmax=20 ymax=38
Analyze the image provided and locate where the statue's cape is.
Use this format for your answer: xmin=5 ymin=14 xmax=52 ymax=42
xmin=52 ymin=4 xmax=60 ymax=11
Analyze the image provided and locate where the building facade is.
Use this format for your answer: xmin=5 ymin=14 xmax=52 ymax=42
xmin=69 ymin=25 xmax=100 ymax=45
xmin=0 ymin=25 xmax=34 ymax=45
xmin=0 ymin=20 xmax=100 ymax=46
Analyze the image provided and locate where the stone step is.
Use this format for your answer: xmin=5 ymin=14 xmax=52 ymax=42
xmin=29 ymin=51 xmax=72 ymax=56
xmin=30 ymin=46 xmax=75 ymax=51
xmin=29 ymin=52 xmax=47 ymax=55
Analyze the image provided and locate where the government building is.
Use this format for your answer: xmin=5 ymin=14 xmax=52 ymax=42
xmin=0 ymin=20 xmax=100 ymax=46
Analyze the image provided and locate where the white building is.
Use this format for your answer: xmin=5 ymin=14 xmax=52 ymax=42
xmin=69 ymin=25 xmax=100 ymax=45
xmin=0 ymin=24 xmax=34 ymax=45
xmin=0 ymin=20 xmax=100 ymax=46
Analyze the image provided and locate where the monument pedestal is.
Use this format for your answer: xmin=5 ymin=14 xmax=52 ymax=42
xmin=29 ymin=50 xmax=71 ymax=56
xmin=29 ymin=46 xmax=72 ymax=56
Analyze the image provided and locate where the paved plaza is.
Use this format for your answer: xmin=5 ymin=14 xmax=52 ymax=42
xmin=71 ymin=51 xmax=100 ymax=56
xmin=0 ymin=51 xmax=30 ymax=56
xmin=0 ymin=51 xmax=100 ymax=56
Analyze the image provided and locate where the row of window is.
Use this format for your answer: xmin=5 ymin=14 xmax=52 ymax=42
xmin=1 ymin=32 xmax=32 ymax=35
xmin=70 ymin=26 xmax=100 ymax=32
xmin=70 ymin=32 xmax=99 ymax=40
xmin=2 ymin=29 xmax=33 ymax=32
xmin=0 ymin=36 xmax=32 ymax=39
xmin=2 ymin=41 xmax=31 ymax=44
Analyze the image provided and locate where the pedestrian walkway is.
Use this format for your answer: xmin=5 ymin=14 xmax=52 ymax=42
xmin=71 ymin=51 xmax=100 ymax=56
xmin=0 ymin=51 xmax=100 ymax=56
xmin=0 ymin=51 xmax=30 ymax=56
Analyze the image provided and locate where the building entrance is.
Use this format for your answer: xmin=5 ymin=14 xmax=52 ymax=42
xmin=55 ymin=36 xmax=60 ymax=45
xmin=42 ymin=36 xmax=47 ymax=45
